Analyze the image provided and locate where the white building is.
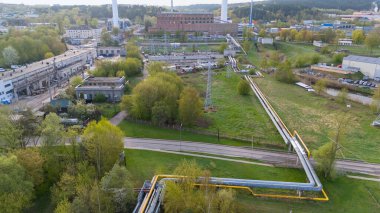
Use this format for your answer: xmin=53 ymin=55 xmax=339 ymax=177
xmin=342 ymin=55 xmax=380 ymax=79
xmin=0 ymin=80 xmax=14 ymax=104
xmin=313 ymin=40 xmax=327 ymax=48
xmin=258 ymin=37 xmax=274 ymax=45
xmin=65 ymin=26 xmax=96 ymax=39
xmin=338 ymin=38 xmax=353 ymax=46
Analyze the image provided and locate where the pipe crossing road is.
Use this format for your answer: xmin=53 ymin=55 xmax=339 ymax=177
xmin=124 ymin=138 xmax=380 ymax=177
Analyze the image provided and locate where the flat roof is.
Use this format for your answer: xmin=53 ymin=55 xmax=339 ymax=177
xmin=85 ymin=76 xmax=124 ymax=83
xmin=344 ymin=55 xmax=380 ymax=65
xmin=0 ymin=49 xmax=94 ymax=81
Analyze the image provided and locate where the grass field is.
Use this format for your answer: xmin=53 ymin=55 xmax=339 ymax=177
xmin=181 ymin=70 xmax=283 ymax=146
xmin=126 ymin=149 xmax=380 ymax=213
xmin=118 ymin=120 xmax=253 ymax=147
xmin=95 ymin=103 xmax=120 ymax=119
xmin=254 ymin=75 xmax=380 ymax=163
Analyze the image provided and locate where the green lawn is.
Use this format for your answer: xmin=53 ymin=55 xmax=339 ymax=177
xmin=119 ymin=120 xmax=260 ymax=147
xmin=95 ymin=103 xmax=120 ymax=119
xmin=126 ymin=149 xmax=380 ymax=213
xmin=254 ymin=75 xmax=380 ymax=163
xmin=181 ymin=71 xmax=284 ymax=146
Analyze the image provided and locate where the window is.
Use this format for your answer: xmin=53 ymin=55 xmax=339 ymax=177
xmin=4 ymin=84 xmax=11 ymax=88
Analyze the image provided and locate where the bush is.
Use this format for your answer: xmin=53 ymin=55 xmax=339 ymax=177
xmin=332 ymin=53 xmax=346 ymax=64
xmin=275 ymin=60 xmax=296 ymax=84
xmin=93 ymin=93 xmax=107 ymax=103
xmin=237 ymin=79 xmax=250 ymax=95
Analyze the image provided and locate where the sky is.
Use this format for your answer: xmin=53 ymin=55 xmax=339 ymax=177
xmin=0 ymin=0 xmax=259 ymax=6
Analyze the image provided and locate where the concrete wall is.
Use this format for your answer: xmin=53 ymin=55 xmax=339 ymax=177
xmin=342 ymin=60 xmax=380 ymax=78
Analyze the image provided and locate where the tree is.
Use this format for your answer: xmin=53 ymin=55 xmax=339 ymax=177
xmin=14 ymin=149 xmax=44 ymax=187
xmin=237 ymin=79 xmax=250 ymax=96
xmin=218 ymin=43 xmax=228 ymax=54
xmin=260 ymin=58 xmax=269 ymax=70
xmin=332 ymin=53 xmax=346 ymax=64
xmin=82 ymin=118 xmax=124 ymax=178
xmin=365 ymin=28 xmax=380 ymax=55
xmin=164 ymin=160 xmax=238 ymax=213
xmin=242 ymin=40 xmax=251 ymax=52
xmin=151 ymin=101 xmax=171 ymax=126
xmin=370 ymin=86 xmax=380 ymax=113
xmin=0 ymin=107 xmax=22 ymax=150
xmin=111 ymin=27 xmax=120 ymax=36
xmin=337 ymin=87 xmax=348 ymax=104
xmin=93 ymin=93 xmax=107 ymax=103
xmin=179 ymin=87 xmax=203 ymax=126
xmin=352 ymin=29 xmax=365 ymax=44
xmin=55 ymin=199 xmax=72 ymax=213
xmin=101 ymin=165 xmax=135 ymax=212
xmin=275 ymin=60 xmax=296 ymax=83
xmin=2 ymin=46 xmax=20 ymax=67
xmin=315 ymin=78 xmax=327 ymax=95
xmin=116 ymin=70 xmax=125 ymax=78
xmin=70 ymin=76 xmax=83 ymax=88
xmin=17 ymin=109 xmax=41 ymax=147
xmin=125 ymin=57 xmax=142 ymax=76
xmin=258 ymin=29 xmax=266 ymax=37
xmin=44 ymin=52 xmax=54 ymax=59
xmin=0 ymin=155 xmax=34 ymax=213
xmin=314 ymin=114 xmax=350 ymax=178
xmin=40 ymin=113 xmax=64 ymax=147
xmin=147 ymin=61 xmax=166 ymax=74
xmin=126 ymin=72 xmax=183 ymax=121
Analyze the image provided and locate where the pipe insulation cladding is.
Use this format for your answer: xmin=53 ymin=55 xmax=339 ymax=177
xmin=221 ymin=0 xmax=228 ymax=22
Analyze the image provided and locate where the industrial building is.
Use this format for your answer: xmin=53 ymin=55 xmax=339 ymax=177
xmin=149 ymin=12 xmax=238 ymax=35
xmin=342 ymin=55 xmax=380 ymax=79
xmin=0 ymin=49 xmax=96 ymax=101
xmin=75 ymin=76 xmax=126 ymax=102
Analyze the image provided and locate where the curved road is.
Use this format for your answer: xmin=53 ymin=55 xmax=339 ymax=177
xmin=124 ymin=137 xmax=380 ymax=177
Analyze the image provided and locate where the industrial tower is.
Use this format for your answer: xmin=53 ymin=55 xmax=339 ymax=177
xmin=249 ymin=0 xmax=253 ymax=26
xmin=221 ymin=0 xmax=228 ymax=22
xmin=112 ymin=0 xmax=119 ymax=28
xmin=171 ymin=0 xmax=174 ymax=12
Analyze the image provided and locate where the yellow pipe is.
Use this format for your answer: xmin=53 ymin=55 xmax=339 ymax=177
xmin=139 ymin=175 xmax=329 ymax=212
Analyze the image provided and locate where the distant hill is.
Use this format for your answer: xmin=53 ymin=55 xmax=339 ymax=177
xmin=174 ymin=4 xmax=219 ymax=12
xmin=267 ymin=0 xmax=375 ymax=10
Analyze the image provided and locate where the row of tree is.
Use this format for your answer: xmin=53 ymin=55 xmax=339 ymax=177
xmin=121 ymin=63 xmax=203 ymax=127
xmin=0 ymin=106 xmax=133 ymax=212
xmin=0 ymin=27 xmax=66 ymax=67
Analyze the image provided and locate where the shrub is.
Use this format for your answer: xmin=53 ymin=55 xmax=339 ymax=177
xmin=237 ymin=79 xmax=250 ymax=95
xmin=93 ymin=93 xmax=107 ymax=103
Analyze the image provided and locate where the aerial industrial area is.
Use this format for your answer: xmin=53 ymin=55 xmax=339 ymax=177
xmin=0 ymin=0 xmax=380 ymax=212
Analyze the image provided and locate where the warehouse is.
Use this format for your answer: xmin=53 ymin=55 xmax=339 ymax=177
xmin=342 ymin=55 xmax=380 ymax=79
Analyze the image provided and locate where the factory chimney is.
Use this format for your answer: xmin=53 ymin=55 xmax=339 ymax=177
xmin=171 ymin=0 xmax=174 ymax=12
xmin=112 ymin=0 xmax=119 ymax=28
xmin=221 ymin=0 xmax=228 ymax=22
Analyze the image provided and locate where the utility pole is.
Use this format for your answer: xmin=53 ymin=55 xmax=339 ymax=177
xmin=204 ymin=61 xmax=212 ymax=110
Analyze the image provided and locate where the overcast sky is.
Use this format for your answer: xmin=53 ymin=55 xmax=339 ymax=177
xmin=0 ymin=0 xmax=258 ymax=6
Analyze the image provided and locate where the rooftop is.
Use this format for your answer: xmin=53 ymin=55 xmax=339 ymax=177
xmin=0 ymin=49 xmax=94 ymax=81
xmin=84 ymin=76 xmax=125 ymax=83
xmin=67 ymin=25 xmax=92 ymax=31
xmin=344 ymin=55 xmax=380 ymax=65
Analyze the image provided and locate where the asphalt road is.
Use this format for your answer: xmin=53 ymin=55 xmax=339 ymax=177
xmin=124 ymin=137 xmax=380 ymax=177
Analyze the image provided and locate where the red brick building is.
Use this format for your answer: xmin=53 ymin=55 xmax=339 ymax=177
xmin=149 ymin=12 xmax=238 ymax=35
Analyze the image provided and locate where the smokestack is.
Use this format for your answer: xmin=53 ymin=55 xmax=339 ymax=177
xmin=221 ymin=0 xmax=228 ymax=22
xmin=249 ymin=0 xmax=253 ymax=26
xmin=171 ymin=0 xmax=174 ymax=12
xmin=112 ymin=0 xmax=119 ymax=28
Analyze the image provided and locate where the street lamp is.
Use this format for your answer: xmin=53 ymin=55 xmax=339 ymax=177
xmin=179 ymin=123 xmax=183 ymax=152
